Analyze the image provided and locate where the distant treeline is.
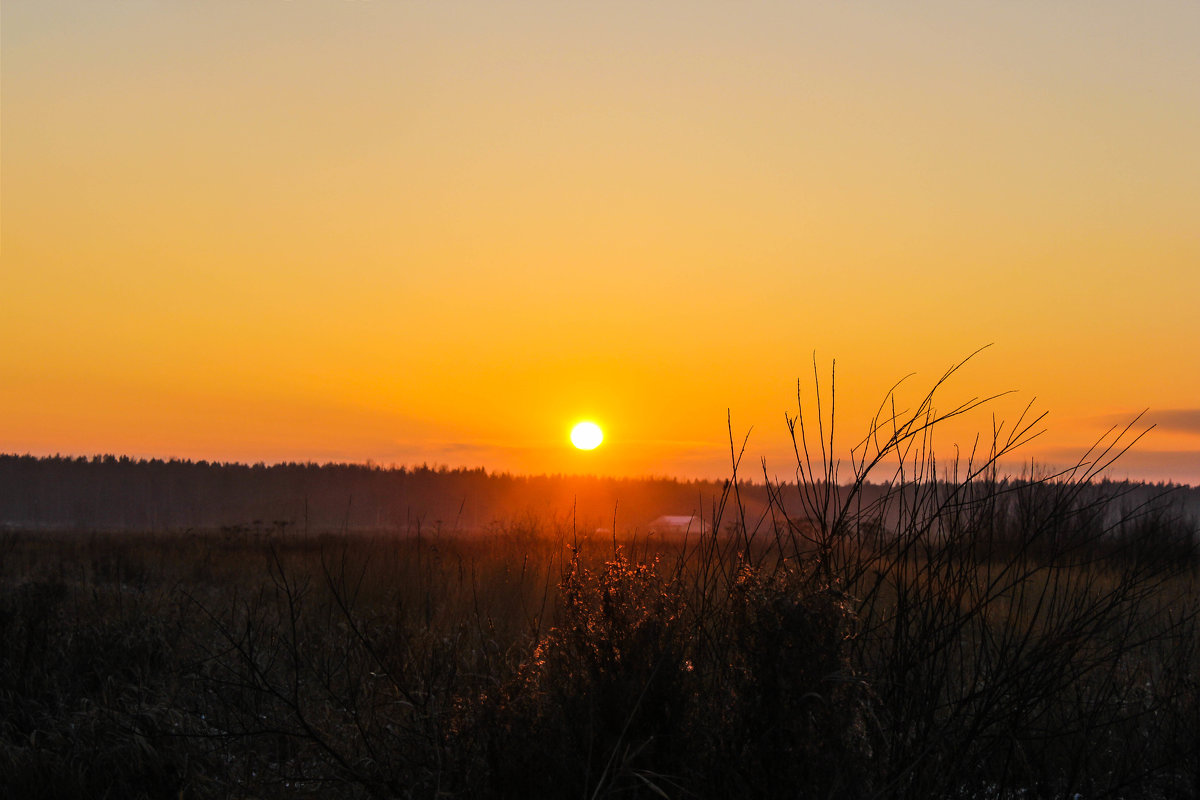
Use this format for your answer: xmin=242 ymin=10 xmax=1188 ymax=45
xmin=0 ymin=454 xmax=757 ymax=534
xmin=2 ymin=454 xmax=1196 ymax=536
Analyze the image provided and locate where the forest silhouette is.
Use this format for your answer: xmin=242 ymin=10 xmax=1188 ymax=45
xmin=4 ymin=452 xmax=1196 ymax=536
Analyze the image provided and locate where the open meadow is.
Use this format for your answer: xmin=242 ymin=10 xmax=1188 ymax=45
xmin=4 ymin=365 xmax=1200 ymax=799
xmin=3 ymin=445 xmax=1199 ymax=798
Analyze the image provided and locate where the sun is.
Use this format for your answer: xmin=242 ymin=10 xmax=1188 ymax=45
xmin=570 ymin=421 xmax=604 ymax=450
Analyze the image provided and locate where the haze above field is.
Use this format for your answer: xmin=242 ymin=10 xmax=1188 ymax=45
xmin=3 ymin=1 xmax=1199 ymax=483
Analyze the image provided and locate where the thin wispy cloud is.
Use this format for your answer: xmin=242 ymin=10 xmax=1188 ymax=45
xmin=1150 ymin=410 xmax=1200 ymax=435
xmin=1094 ymin=409 xmax=1200 ymax=436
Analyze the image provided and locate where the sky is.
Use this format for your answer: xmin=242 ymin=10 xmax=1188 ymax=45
xmin=3 ymin=1 xmax=1199 ymax=484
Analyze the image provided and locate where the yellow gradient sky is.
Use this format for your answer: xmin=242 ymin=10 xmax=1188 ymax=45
xmin=3 ymin=1 xmax=1199 ymax=483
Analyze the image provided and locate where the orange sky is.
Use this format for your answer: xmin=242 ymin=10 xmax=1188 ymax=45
xmin=3 ymin=1 xmax=1199 ymax=484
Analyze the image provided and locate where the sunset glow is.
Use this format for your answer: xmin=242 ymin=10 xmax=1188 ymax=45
xmin=2 ymin=1 xmax=1198 ymax=484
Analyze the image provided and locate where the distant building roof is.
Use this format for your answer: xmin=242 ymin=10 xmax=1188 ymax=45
xmin=648 ymin=514 xmax=710 ymax=534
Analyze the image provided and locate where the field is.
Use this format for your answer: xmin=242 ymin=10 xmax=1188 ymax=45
xmin=2 ymin=476 xmax=1198 ymax=799
xmin=3 ymin=373 xmax=1199 ymax=799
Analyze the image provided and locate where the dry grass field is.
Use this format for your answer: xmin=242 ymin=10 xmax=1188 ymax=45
xmin=2 ymin=476 xmax=1197 ymax=799
xmin=3 ymin=369 xmax=1198 ymax=799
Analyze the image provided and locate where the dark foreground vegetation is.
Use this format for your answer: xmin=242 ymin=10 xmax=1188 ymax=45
xmin=3 ymin=361 xmax=1199 ymax=799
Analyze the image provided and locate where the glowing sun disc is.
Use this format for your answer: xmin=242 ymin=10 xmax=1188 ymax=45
xmin=570 ymin=422 xmax=604 ymax=450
